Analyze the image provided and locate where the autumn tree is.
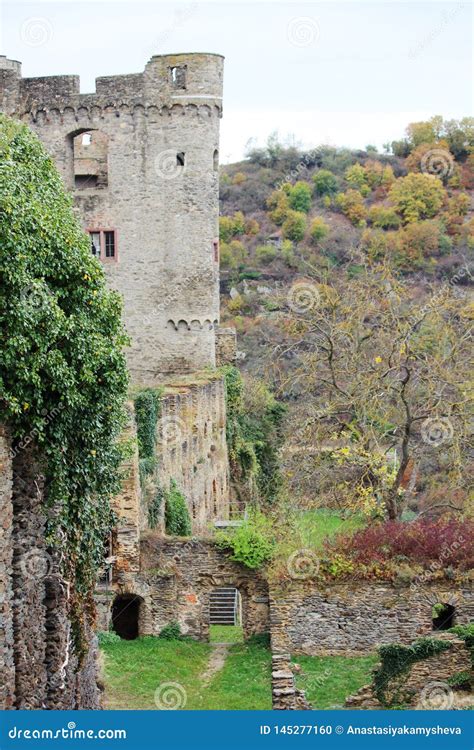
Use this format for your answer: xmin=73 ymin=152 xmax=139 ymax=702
xmin=388 ymin=173 xmax=445 ymax=223
xmin=275 ymin=268 xmax=472 ymax=520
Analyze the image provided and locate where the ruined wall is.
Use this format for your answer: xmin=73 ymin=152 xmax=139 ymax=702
xmin=270 ymin=581 xmax=474 ymax=656
xmin=346 ymin=633 xmax=472 ymax=709
xmin=97 ymin=537 xmax=270 ymax=641
xmin=0 ymin=53 xmax=224 ymax=383
xmin=215 ymin=327 xmax=237 ymax=367
xmin=271 ymin=653 xmax=311 ymax=710
xmin=157 ymin=375 xmax=230 ymax=532
xmin=0 ymin=426 xmax=100 ymax=709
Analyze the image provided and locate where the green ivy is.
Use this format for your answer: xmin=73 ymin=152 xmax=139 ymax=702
xmin=373 ymin=638 xmax=453 ymax=707
xmin=164 ymin=479 xmax=191 ymax=536
xmin=0 ymin=116 xmax=129 ymax=628
xmin=222 ymin=366 xmax=286 ymax=504
xmin=134 ymin=387 xmax=162 ymax=491
xmin=148 ymin=485 xmax=165 ymax=529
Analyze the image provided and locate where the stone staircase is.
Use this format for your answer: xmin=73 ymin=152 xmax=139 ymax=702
xmin=209 ymin=588 xmax=239 ymax=625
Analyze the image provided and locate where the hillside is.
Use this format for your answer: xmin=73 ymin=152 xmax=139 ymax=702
xmin=218 ymin=117 xmax=473 ymax=515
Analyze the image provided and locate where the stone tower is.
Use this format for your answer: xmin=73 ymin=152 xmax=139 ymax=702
xmin=0 ymin=53 xmax=225 ymax=384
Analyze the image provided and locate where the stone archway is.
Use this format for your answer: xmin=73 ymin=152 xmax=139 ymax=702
xmin=111 ymin=594 xmax=143 ymax=640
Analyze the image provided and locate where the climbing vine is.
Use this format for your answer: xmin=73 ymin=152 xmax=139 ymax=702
xmin=134 ymin=387 xmax=162 ymax=490
xmin=0 ymin=116 xmax=129 ymax=645
xmin=223 ymin=366 xmax=286 ymax=505
xmin=164 ymin=479 xmax=192 ymax=536
xmin=373 ymin=638 xmax=453 ymax=707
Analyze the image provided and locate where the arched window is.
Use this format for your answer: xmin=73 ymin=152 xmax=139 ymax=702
xmin=213 ymin=149 xmax=219 ymax=171
xmin=70 ymin=129 xmax=108 ymax=189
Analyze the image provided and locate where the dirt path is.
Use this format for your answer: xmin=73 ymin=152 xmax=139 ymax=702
xmin=201 ymin=643 xmax=230 ymax=685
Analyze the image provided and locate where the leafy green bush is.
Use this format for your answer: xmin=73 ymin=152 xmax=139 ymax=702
xmin=134 ymin=388 xmax=162 ymax=492
xmin=282 ymin=210 xmax=306 ymax=242
xmin=0 ymin=115 xmax=128 ymax=624
xmin=309 ymin=217 xmax=329 ymax=243
xmin=98 ymin=631 xmax=121 ymax=646
xmin=288 ymin=181 xmax=312 ymax=213
xmin=215 ymin=511 xmax=275 ymax=569
xmin=159 ymin=621 xmax=182 ymax=640
xmin=313 ymin=169 xmax=338 ymax=196
xmin=148 ymin=485 xmax=165 ymax=529
xmin=164 ymin=479 xmax=191 ymax=536
xmin=255 ymin=245 xmax=277 ymax=265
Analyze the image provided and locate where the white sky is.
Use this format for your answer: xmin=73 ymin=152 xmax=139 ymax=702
xmin=1 ymin=0 xmax=472 ymax=162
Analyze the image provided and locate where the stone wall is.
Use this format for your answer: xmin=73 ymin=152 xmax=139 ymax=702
xmin=270 ymin=581 xmax=474 ymax=656
xmin=157 ymin=375 xmax=230 ymax=532
xmin=216 ymin=327 xmax=237 ymax=367
xmin=98 ymin=537 xmax=270 ymax=641
xmin=0 ymin=426 xmax=100 ymax=709
xmin=346 ymin=633 xmax=472 ymax=709
xmin=271 ymin=653 xmax=311 ymax=710
xmin=0 ymin=53 xmax=224 ymax=383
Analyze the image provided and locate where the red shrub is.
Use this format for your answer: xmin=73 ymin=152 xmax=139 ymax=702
xmin=326 ymin=518 xmax=474 ymax=571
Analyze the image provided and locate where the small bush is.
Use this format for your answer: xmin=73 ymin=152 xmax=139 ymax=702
xmin=98 ymin=631 xmax=121 ymax=646
xmin=282 ymin=210 xmax=306 ymax=242
xmin=255 ymin=244 xmax=277 ymax=265
xmin=309 ymin=217 xmax=329 ymax=243
xmin=367 ymin=204 xmax=401 ymax=229
xmin=335 ymin=189 xmax=367 ymax=226
xmin=215 ymin=511 xmax=275 ymax=569
xmin=165 ymin=479 xmax=192 ymax=536
xmin=288 ymin=181 xmax=312 ymax=213
xmin=313 ymin=169 xmax=338 ymax=196
xmin=159 ymin=621 xmax=182 ymax=640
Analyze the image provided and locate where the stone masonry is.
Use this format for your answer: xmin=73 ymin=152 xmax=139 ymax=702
xmin=0 ymin=52 xmax=225 ymax=383
xmin=270 ymin=581 xmax=474 ymax=656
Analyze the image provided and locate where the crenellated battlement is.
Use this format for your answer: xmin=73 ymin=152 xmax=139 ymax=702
xmin=1 ymin=53 xmax=223 ymax=120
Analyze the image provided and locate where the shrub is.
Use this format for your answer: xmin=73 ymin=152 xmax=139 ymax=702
xmin=364 ymin=160 xmax=395 ymax=189
xmin=345 ymin=164 xmax=370 ymax=196
xmin=267 ymin=189 xmax=290 ymax=225
xmin=367 ymin=204 xmax=401 ymax=229
xmin=159 ymin=621 xmax=182 ymax=640
xmin=313 ymin=169 xmax=338 ymax=196
xmin=288 ymin=181 xmax=312 ymax=213
xmin=255 ymin=244 xmax=277 ymax=265
xmin=389 ymin=173 xmax=446 ymax=223
xmin=232 ymin=172 xmax=247 ymax=185
xmin=215 ymin=511 xmax=275 ymax=569
xmin=335 ymin=189 xmax=367 ymax=226
xmin=326 ymin=518 xmax=474 ymax=571
xmin=164 ymin=479 xmax=191 ymax=536
xmin=219 ymin=212 xmax=246 ymax=242
xmin=98 ymin=631 xmax=121 ymax=646
xmin=220 ymin=240 xmax=248 ymax=269
xmin=309 ymin=217 xmax=329 ymax=243
xmin=282 ymin=210 xmax=307 ymax=242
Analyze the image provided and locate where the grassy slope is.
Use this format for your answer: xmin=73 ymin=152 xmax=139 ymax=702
xmin=101 ymin=636 xmax=271 ymax=710
xmin=296 ymin=509 xmax=365 ymax=551
xmin=293 ymin=654 xmax=379 ymax=708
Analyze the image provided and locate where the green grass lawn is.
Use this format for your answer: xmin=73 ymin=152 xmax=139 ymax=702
xmin=293 ymin=653 xmax=378 ymax=708
xmin=295 ymin=509 xmax=365 ymax=551
xmin=101 ymin=635 xmax=271 ymax=710
xmin=209 ymin=625 xmax=244 ymax=643
xmin=195 ymin=639 xmax=272 ymax=710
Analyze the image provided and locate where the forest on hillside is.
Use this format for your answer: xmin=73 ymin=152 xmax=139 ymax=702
xmin=218 ymin=116 xmax=473 ymax=520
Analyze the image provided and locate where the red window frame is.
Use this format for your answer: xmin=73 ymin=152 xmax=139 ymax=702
xmin=87 ymin=228 xmax=118 ymax=263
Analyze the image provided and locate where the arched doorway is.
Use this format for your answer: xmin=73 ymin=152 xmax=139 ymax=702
xmin=111 ymin=594 xmax=143 ymax=640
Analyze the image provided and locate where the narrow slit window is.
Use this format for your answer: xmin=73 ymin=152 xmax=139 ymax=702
xmin=177 ymin=152 xmax=185 ymax=167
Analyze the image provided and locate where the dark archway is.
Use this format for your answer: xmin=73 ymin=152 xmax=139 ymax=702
xmin=432 ymin=603 xmax=456 ymax=631
xmin=112 ymin=595 xmax=142 ymax=640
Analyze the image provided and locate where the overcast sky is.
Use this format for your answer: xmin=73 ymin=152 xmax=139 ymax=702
xmin=1 ymin=0 xmax=472 ymax=162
